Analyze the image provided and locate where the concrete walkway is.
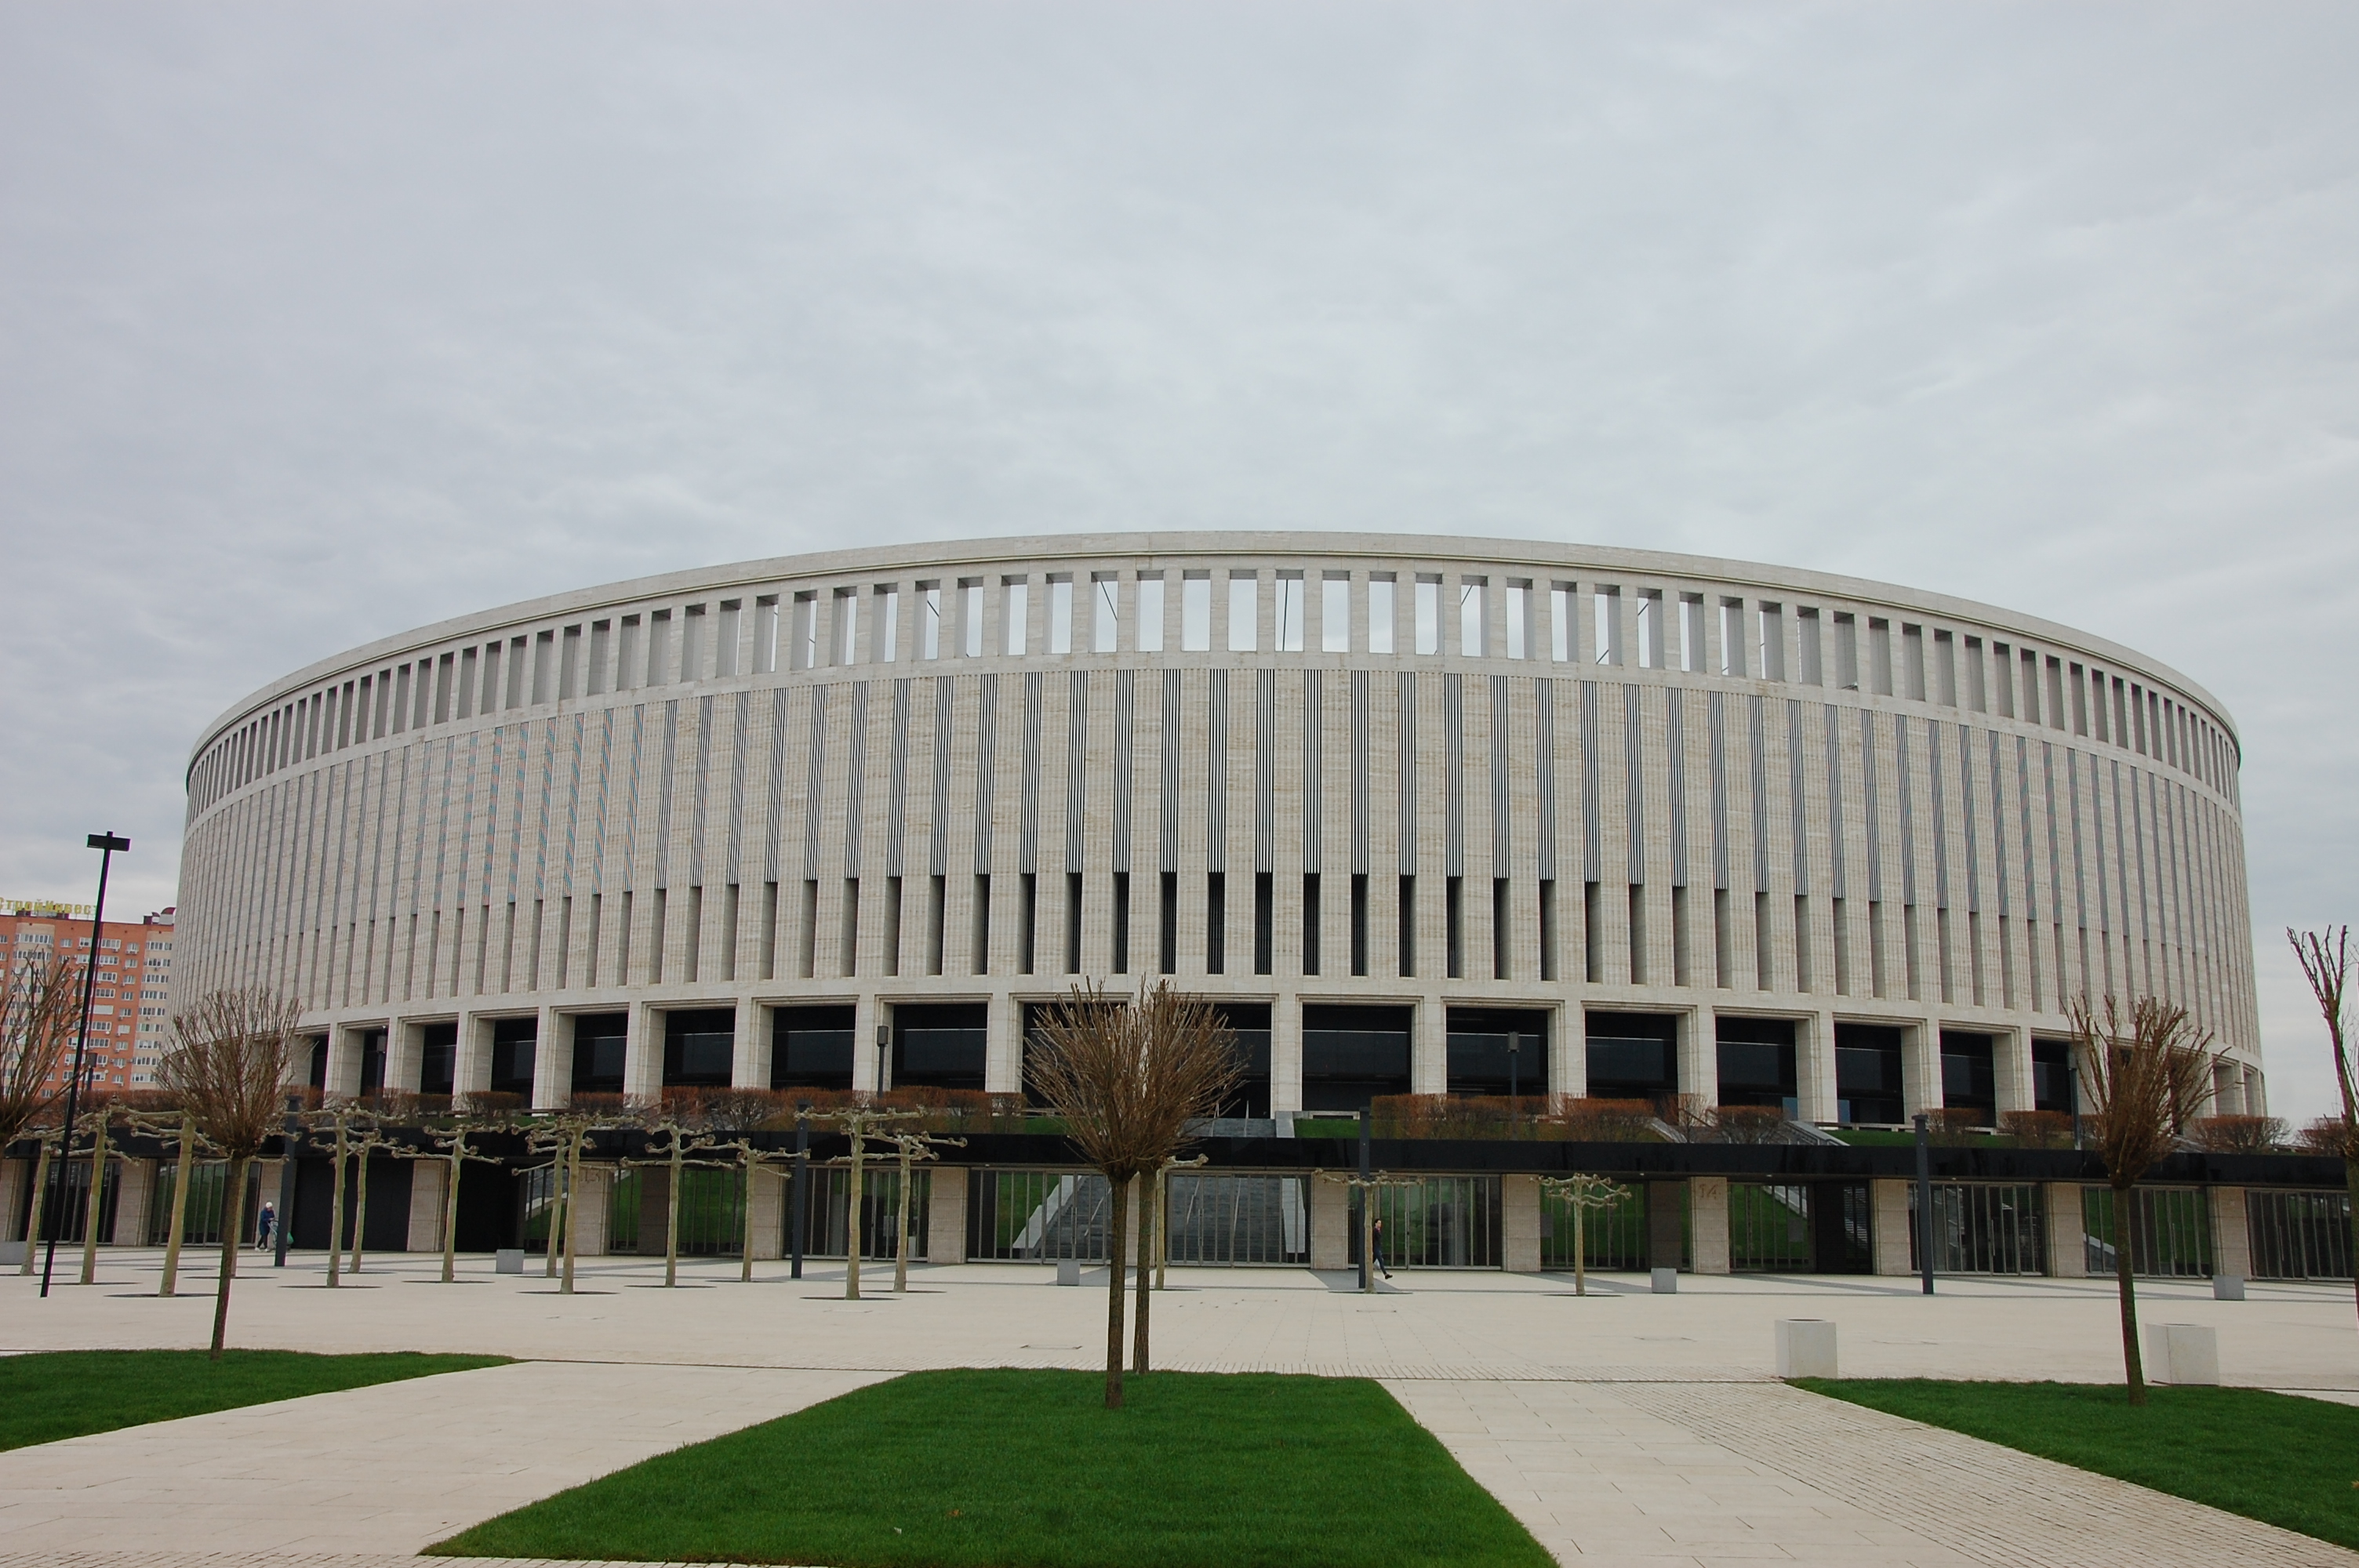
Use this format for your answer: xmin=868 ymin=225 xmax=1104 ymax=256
xmin=0 ymin=1362 xmax=885 ymax=1557
xmin=2 ymin=1250 xmax=2356 ymax=1566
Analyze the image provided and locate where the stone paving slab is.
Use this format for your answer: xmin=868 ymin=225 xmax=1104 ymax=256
xmin=1390 ymin=1377 xmax=2359 ymax=1568
xmin=0 ymin=1362 xmax=887 ymax=1558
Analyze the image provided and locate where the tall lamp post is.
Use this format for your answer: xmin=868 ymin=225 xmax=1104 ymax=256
xmin=41 ymin=832 xmax=129 ymax=1298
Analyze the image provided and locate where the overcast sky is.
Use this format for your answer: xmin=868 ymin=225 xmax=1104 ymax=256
xmin=4 ymin=4 xmax=2353 ymax=1118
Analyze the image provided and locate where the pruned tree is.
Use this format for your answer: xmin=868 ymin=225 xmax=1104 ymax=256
xmin=525 ymin=1102 xmax=640 ymax=1294
xmin=705 ymin=1134 xmax=804 ymax=1283
xmin=2070 ymin=993 xmax=2216 ymax=1405
xmin=627 ymin=1116 xmax=729 ymax=1287
xmin=1319 ymin=1169 xmax=1426 ymax=1294
xmin=881 ymin=1127 xmax=966 ymax=1293
xmin=13 ymin=1123 xmax=61 ymax=1276
xmin=1150 ymin=1152 xmax=1208 ymax=1294
xmin=125 ymin=1101 xmax=214 ymax=1297
xmin=158 ymin=988 xmax=301 ymax=1359
xmin=74 ymin=1096 xmax=122 ymax=1286
xmin=342 ymin=1117 xmax=394 ymax=1277
xmin=1539 ymin=1173 xmax=1628 ymax=1296
xmin=813 ymin=1105 xmax=925 ymax=1301
xmin=1027 ymin=981 xmax=1240 ymax=1406
xmin=300 ymin=1103 xmax=380 ymax=1287
xmin=0 ymin=951 xmax=77 ymax=1160
xmin=391 ymin=1118 xmax=503 ymax=1282
xmin=2288 ymin=925 xmax=2358 ymax=1338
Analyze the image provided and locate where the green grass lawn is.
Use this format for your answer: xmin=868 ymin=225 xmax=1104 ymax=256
xmin=431 ymin=1368 xmax=1550 ymax=1568
xmin=1797 ymin=1379 xmax=2359 ymax=1550
xmin=0 ymin=1349 xmax=508 ymax=1452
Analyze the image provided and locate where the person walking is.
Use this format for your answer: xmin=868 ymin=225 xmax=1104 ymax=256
xmin=1370 ymin=1216 xmax=1393 ymax=1279
xmin=255 ymin=1202 xmax=276 ymax=1253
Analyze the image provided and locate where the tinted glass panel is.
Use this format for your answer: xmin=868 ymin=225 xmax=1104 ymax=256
xmin=571 ymin=1012 xmax=627 ymax=1094
xmin=895 ymin=1002 xmax=988 ymax=1091
xmin=773 ymin=1004 xmax=856 ymax=1091
xmin=419 ymin=1021 xmax=457 ymax=1096
xmin=1714 ymin=1016 xmax=1796 ymax=1110
xmin=1300 ymin=1004 xmax=1412 ymax=1111
xmin=1834 ymin=1022 xmax=1906 ymax=1125
xmin=1585 ymin=1011 xmax=1677 ymax=1101
xmin=491 ymin=1015 xmax=537 ymax=1098
xmin=1445 ymin=1006 xmax=1549 ymax=1097
xmin=663 ymin=1008 xmax=736 ymax=1088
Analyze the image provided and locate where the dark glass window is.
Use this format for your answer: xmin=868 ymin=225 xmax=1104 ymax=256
xmin=1445 ymin=1007 xmax=1550 ymax=1098
xmin=1834 ymin=1022 xmax=1906 ymax=1125
xmin=1939 ymin=1030 xmax=1997 ymax=1121
xmin=893 ymin=1002 xmax=987 ymax=1092
xmin=419 ymin=1021 xmax=457 ymax=1097
xmin=2031 ymin=1037 xmax=2077 ymax=1114
xmin=490 ymin=1016 xmax=537 ymax=1098
xmin=663 ymin=1008 xmax=736 ymax=1088
xmin=1714 ymin=1016 xmax=1797 ymax=1112
xmin=358 ymin=1029 xmax=388 ymax=1094
xmin=1300 ymin=1004 xmax=1412 ymax=1112
xmin=1585 ymin=1011 xmax=1677 ymax=1102
xmin=772 ymin=1005 xmax=856 ymax=1091
xmin=571 ymin=1012 xmax=627 ymax=1095
xmin=306 ymin=1036 xmax=329 ymax=1091
xmin=1212 ymin=1002 xmax=1272 ymax=1118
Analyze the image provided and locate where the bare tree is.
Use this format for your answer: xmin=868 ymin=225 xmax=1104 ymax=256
xmin=0 ymin=952 xmax=77 ymax=1156
xmin=13 ymin=1123 xmax=61 ymax=1275
xmin=1319 ymin=1169 xmax=1426 ymax=1293
xmin=2070 ymin=993 xmax=2216 ymax=1405
xmin=627 ymin=1115 xmax=729 ymax=1288
xmin=342 ymin=1116 xmax=393 ymax=1277
xmin=74 ymin=1097 xmax=121 ymax=1286
xmin=1027 ymin=981 xmax=1239 ymax=1406
xmin=814 ymin=1105 xmax=924 ymax=1301
xmin=881 ymin=1128 xmax=965 ymax=1292
xmin=391 ymin=1118 xmax=503 ymax=1282
xmin=2288 ymin=926 xmax=2358 ymax=1338
xmin=300 ymin=1104 xmax=378 ymax=1287
xmin=1539 ymin=1173 xmax=1629 ymax=1296
xmin=1150 ymin=1152 xmax=1207 ymax=1295
xmin=158 ymin=988 xmax=302 ymax=1359
xmin=125 ymin=1105 xmax=212 ymax=1298
xmin=525 ymin=1102 xmax=639 ymax=1294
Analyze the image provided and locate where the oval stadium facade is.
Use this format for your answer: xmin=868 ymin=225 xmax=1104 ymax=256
xmin=175 ymin=533 xmax=2264 ymax=1123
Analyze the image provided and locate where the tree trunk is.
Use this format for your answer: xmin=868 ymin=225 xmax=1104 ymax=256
xmin=1103 ymin=1170 xmax=1130 ymax=1410
xmin=209 ymin=1156 xmax=247 ymax=1359
xmin=741 ymin=1156 xmax=758 ymax=1283
xmin=78 ymin=1124 xmax=104 ymax=1286
xmin=894 ymin=1152 xmax=912 ymax=1293
xmin=326 ymin=1122 xmax=347 ymax=1286
xmin=543 ymin=1148 xmax=564 ymax=1277
xmin=2345 ymin=1153 xmax=2358 ymax=1339
xmin=846 ymin=1145 xmax=864 ymax=1300
xmin=1132 ymin=1172 xmax=1153 ymax=1374
xmin=441 ymin=1148 xmax=463 ymax=1283
xmin=2113 ymin=1180 xmax=2146 ymax=1404
xmin=160 ymin=1119 xmax=194 ymax=1297
xmin=1362 ymin=1188 xmax=1379 ymax=1294
xmin=20 ymin=1138 xmax=51 ymax=1274
xmin=349 ymin=1149 xmax=370 ymax=1276
xmin=562 ymin=1139 xmax=580 ymax=1295
xmin=665 ymin=1141 xmax=683 ymax=1287
xmin=1573 ymin=1201 xmax=1587 ymax=1297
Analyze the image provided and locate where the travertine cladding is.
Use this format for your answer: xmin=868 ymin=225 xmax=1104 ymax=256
xmin=173 ymin=533 xmax=2263 ymax=1112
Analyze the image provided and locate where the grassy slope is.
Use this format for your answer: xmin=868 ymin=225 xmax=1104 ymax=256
xmin=1798 ymin=1379 xmax=2359 ymax=1550
xmin=0 ymin=1349 xmax=508 ymax=1451
xmin=434 ymin=1368 xmax=1551 ymax=1568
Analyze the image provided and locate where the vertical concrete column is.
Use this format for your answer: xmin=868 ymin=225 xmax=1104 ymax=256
xmin=1412 ymin=994 xmax=1448 ymax=1095
xmin=1799 ymin=1009 xmax=1839 ymax=1124
xmin=326 ymin=1025 xmax=366 ymax=1098
xmin=1871 ymin=1178 xmax=1914 ymax=1276
xmin=730 ymin=996 xmax=764 ymax=1091
xmin=745 ymin=1166 xmax=784 ymax=1260
xmin=114 ymin=1160 xmax=155 ymax=1247
xmin=2046 ymin=1181 xmax=2088 ymax=1277
xmin=1901 ymin=1021 xmax=1941 ymax=1117
xmin=386 ymin=1019 xmax=420 ymax=1094
xmin=987 ymin=991 xmax=1020 ymax=1096
xmin=1688 ymin=1176 xmax=1730 ymax=1275
xmin=852 ymin=995 xmax=882 ymax=1092
xmin=1681 ymin=1007 xmax=1716 ymax=1116
xmin=927 ymin=1167 xmax=968 ymax=1262
xmin=1270 ymin=993 xmax=1303 ymax=1114
xmin=0 ymin=1159 xmax=25 ymax=1242
xmin=456 ymin=1012 xmax=494 ymax=1096
xmin=572 ymin=1163 xmax=612 ymax=1258
xmin=2209 ymin=1187 xmax=2252 ymax=1279
xmin=408 ymin=1161 xmax=445 ymax=1254
xmin=624 ymin=1000 xmax=663 ymax=1104
xmin=1994 ymin=1027 xmax=2034 ymax=1117
xmin=1501 ymin=1173 xmax=1541 ymax=1273
xmin=1310 ymin=1171 xmax=1349 ymax=1271
xmin=1547 ymin=1003 xmax=1579 ymax=1102
xmin=533 ymin=1006 xmax=568 ymax=1110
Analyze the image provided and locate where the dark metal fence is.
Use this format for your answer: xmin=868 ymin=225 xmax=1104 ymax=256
xmin=2247 ymin=1189 xmax=2351 ymax=1280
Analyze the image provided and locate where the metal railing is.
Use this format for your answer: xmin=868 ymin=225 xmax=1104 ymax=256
xmin=2248 ymin=1189 xmax=2352 ymax=1280
xmin=1350 ymin=1175 xmax=1501 ymax=1269
xmin=968 ymin=1169 xmax=1110 ymax=1261
xmin=1730 ymin=1182 xmax=1815 ymax=1272
xmin=1912 ymin=1182 xmax=2047 ymax=1276
xmin=2082 ymin=1186 xmax=2211 ymax=1278
xmin=1164 ymin=1174 xmax=1308 ymax=1265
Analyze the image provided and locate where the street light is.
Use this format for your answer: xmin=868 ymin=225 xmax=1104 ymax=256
xmin=41 ymin=832 xmax=129 ymax=1298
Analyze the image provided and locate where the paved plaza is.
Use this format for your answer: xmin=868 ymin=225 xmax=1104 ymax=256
xmin=2 ymin=1248 xmax=2355 ymax=1566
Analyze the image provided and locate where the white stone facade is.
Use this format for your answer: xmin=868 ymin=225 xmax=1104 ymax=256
xmin=173 ymin=532 xmax=2263 ymax=1114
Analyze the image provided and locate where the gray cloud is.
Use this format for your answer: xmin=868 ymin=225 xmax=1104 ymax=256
xmin=4 ymin=2 xmax=2354 ymax=1116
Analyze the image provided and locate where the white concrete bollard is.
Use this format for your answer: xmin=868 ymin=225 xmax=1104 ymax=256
xmin=2212 ymin=1274 xmax=2246 ymax=1301
xmin=495 ymin=1248 xmax=525 ymax=1275
xmin=2144 ymin=1323 xmax=2219 ymax=1385
xmin=1776 ymin=1319 xmax=1839 ymax=1379
xmin=1651 ymin=1266 xmax=1678 ymax=1294
xmin=0 ymin=1240 xmax=25 ymax=1266
xmin=1056 ymin=1256 xmax=1081 ymax=1287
